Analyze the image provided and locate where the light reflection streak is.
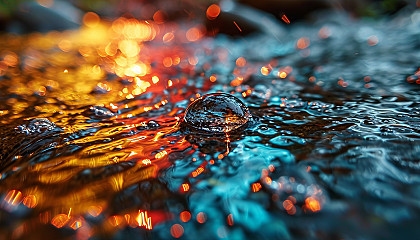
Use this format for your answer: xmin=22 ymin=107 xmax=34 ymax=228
xmin=136 ymin=210 xmax=153 ymax=230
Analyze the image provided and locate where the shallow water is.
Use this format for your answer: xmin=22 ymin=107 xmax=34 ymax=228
xmin=0 ymin=8 xmax=420 ymax=240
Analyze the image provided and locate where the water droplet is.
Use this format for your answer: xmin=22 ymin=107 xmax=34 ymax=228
xmin=184 ymin=93 xmax=251 ymax=133
xmin=16 ymin=118 xmax=57 ymax=135
xmin=147 ymin=120 xmax=160 ymax=128
xmin=88 ymin=106 xmax=115 ymax=118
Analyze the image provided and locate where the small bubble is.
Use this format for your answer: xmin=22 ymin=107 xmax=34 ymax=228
xmin=183 ymin=93 xmax=251 ymax=133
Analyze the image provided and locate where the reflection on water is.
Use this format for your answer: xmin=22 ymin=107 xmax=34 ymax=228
xmin=1 ymin=4 xmax=420 ymax=240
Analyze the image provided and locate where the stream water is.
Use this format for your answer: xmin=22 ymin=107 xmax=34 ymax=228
xmin=0 ymin=7 xmax=420 ymax=240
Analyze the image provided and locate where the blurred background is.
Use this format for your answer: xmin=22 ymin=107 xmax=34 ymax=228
xmin=0 ymin=0 xmax=417 ymax=34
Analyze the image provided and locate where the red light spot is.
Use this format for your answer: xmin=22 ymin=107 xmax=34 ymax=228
xmin=287 ymin=206 xmax=296 ymax=215
xmin=281 ymin=14 xmax=290 ymax=24
xmin=153 ymin=10 xmax=166 ymax=24
xmin=236 ymin=57 xmax=246 ymax=67
xmin=233 ymin=21 xmax=242 ymax=32
xmin=297 ymin=37 xmax=310 ymax=49
xmin=171 ymin=224 xmax=184 ymax=238
xmin=227 ymin=214 xmax=234 ymax=226
xmin=180 ymin=211 xmax=191 ymax=222
xmin=196 ymin=212 xmax=207 ymax=223
xmin=264 ymin=177 xmax=272 ymax=185
xmin=206 ymin=4 xmax=221 ymax=20
xmin=283 ymin=200 xmax=294 ymax=211
xmin=251 ymin=183 xmax=262 ymax=192
xmin=181 ymin=183 xmax=190 ymax=192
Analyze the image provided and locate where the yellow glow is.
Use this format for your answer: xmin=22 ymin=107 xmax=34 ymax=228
xmin=305 ymin=197 xmax=321 ymax=212
xmin=155 ymin=150 xmax=168 ymax=159
xmin=278 ymin=71 xmax=287 ymax=78
xmin=181 ymin=183 xmax=190 ymax=192
xmin=152 ymin=76 xmax=159 ymax=84
xmin=136 ymin=210 xmax=153 ymax=229
xmin=118 ymin=39 xmax=140 ymax=57
xmin=261 ymin=66 xmax=270 ymax=75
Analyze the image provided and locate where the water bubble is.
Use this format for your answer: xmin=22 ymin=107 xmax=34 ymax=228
xmin=183 ymin=93 xmax=251 ymax=133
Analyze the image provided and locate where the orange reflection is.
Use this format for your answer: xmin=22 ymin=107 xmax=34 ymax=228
xmin=4 ymin=190 xmax=23 ymax=205
xmin=136 ymin=210 xmax=153 ymax=229
xmin=51 ymin=214 xmax=70 ymax=228
xmin=261 ymin=66 xmax=271 ymax=75
xmin=69 ymin=217 xmax=83 ymax=230
xmin=278 ymin=71 xmax=287 ymax=78
xmin=227 ymin=214 xmax=234 ymax=226
xmin=287 ymin=205 xmax=296 ymax=215
xmin=3 ymin=52 xmax=18 ymax=66
xmin=281 ymin=14 xmax=291 ymax=24
xmin=297 ymin=37 xmax=310 ymax=49
xmin=155 ymin=150 xmax=168 ymax=159
xmin=305 ymin=197 xmax=321 ymax=212
xmin=88 ymin=205 xmax=103 ymax=217
xmin=233 ymin=21 xmax=242 ymax=32
xmin=171 ymin=224 xmax=184 ymax=238
xmin=210 ymin=75 xmax=217 ymax=82
xmin=109 ymin=215 xmax=125 ymax=227
xmin=22 ymin=195 xmax=37 ymax=208
xmin=191 ymin=163 xmax=205 ymax=177
xmin=153 ymin=10 xmax=166 ymax=24
xmin=83 ymin=12 xmax=100 ymax=28
xmin=181 ymin=183 xmax=190 ymax=192
xmin=236 ymin=57 xmax=246 ymax=67
xmin=251 ymin=183 xmax=262 ymax=192
xmin=186 ymin=27 xmax=203 ymax=42
xmin=196 ymin=212 xmax=207 ymax=223
xmin=283 ymin=199 xmax=294 ymax=211
xmin=207 ymin=4 xmax=221 ymax=20
xmin=180 ymin=211 xmax=191 ymax=222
